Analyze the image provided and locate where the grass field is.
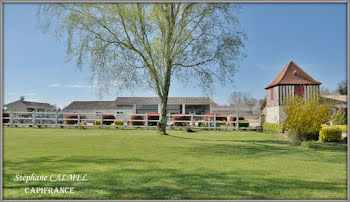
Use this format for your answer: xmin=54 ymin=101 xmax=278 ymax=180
xmin=2 ymin=128 xmax=347 ymax=200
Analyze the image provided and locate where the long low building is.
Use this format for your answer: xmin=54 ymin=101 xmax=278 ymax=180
xmin=63 ymin=97 xmax=213 ymax=119
xmin=5 ymin=96 xmax=56 ymax=112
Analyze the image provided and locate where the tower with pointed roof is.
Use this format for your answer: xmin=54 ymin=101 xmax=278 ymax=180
xmin=265 ymin=61 xmax=321 ymax=123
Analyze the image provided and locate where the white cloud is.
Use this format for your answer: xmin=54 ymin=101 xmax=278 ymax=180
xmin=48 ymin=83 xmax=61 ymax=87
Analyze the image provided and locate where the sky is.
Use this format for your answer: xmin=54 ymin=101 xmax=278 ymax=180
xmin=3 ymin=3 xmax=347 ymax=109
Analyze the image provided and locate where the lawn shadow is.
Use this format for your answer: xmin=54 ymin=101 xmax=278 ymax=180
xmin=9 ymin=167 xmax=343 ymax=200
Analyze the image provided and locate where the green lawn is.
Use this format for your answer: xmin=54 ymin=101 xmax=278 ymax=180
xmin=2 ymin=128 xmax=347 ymax=200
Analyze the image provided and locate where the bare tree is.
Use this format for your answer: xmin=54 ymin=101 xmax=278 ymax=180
xmin=320 ymin=86 xmax=338 ymax=95
xmin=337 ymin=80 xmax=347 ymax=95
xmin=228 ymin=91 xmax=257 ymax=106
xmin=37 ymin=3 xmax=246 ymax=134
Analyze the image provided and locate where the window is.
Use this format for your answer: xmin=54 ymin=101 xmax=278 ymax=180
xmin=294 ymin=85 xmax=304 ymax=97
xmin=136 ymin=104 xmax=158 ymax=114
xmin=167 ymin=105 xmax=182 ymax=114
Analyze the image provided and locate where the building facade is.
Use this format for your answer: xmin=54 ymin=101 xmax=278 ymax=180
xmin=63 ymin=97 xmax=213 ymax=119
xmin=5 ymin=96 xmax=56 ymax=113
xmin=265 ymin=61 xmax=321 ymax=123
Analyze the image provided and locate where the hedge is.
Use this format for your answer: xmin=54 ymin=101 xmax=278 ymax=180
xmin=322 ymin=124 xmax=347 ymax=132
xmin=64 ymin=114 xmax=86 ymax=125
xmin=98 ymin=114 xmax=115 ymax=125
xmin=144 ymin=112 xmax=159 ymax=126
xmin=171 ymin=114 xmax=190 ymax=126
xmin=319 ymin=127 xmax=342 ymax=142
xmin=228 ymin=116 xmax=245 ymax=126
xmin=114 ymin=120 xmax=123 ymax=125
xmin=93 ymin=120 xmax=101 ymax=125
xmin=3 ymin=112 xmax=9 ymax=123
xmin=203 ymin=113 xmax=227 ymax=122
xmin=235 ymin=120 xmax=249 ymax=128
xmin=333 ymin=125 xmax=347 ymax=132
xmin=263 ymin=123 xmax=284 ymax=133
xmin=130 ymin=115 xmax=145 ymax=126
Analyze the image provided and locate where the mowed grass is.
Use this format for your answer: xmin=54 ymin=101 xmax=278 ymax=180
xmin=3 ymin=128 xmax=347 ymax=200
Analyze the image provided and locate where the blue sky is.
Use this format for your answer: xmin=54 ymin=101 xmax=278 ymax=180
xmin=3 ymin=3 xmax=347 ymax=109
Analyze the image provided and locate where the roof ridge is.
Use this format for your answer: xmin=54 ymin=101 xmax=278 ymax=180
xmin=265 ymin=61 xmax=321 ymax=89
xmin=278 ymin=60 xmax=293 ymax=84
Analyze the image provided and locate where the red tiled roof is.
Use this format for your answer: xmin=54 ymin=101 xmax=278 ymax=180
xmin=265 ymin=61 xmax=322 ymax=89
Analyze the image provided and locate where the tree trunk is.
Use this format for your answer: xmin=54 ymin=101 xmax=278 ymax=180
xmin=158 ymin=97 xmax=168 ymax=135
xmin=157 ymin=4 xmax=174 ymax=135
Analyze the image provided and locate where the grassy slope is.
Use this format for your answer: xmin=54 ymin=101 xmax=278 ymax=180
xmin=2 ymin=128 xmax=347 ymax=200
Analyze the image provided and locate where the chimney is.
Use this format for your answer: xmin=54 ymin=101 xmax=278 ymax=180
xmin=20 ymin=96 xmax=24 ymax=101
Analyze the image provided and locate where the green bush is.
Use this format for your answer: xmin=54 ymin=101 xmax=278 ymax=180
xmin=236 ymin=120 xmax=249 ymax=128
xmin=216 ymin=122 xmax=227 ymax=127
xmin=319 ymin=127 xmax=342 ymax=142
xmin=333 ymin=125 xmax=347 ymax=132
xmin=59 ymin=125 xmax=64 ymax=129
xmin=288 ymin=128 xmax=301 ymax=146
xmin=263 ymin=123 xmax=284 ymax=133
xmin=332 ymin=107 xmax=347 ymax=125
xmin=114 ymin=120 xmax=123 ymax=125
xmin=93 ymin=120 xmax=101 ymax=125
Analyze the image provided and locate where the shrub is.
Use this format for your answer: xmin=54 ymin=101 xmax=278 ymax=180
xmin=228 ymin=116 xmax=245 ymax=126
xmin=334 ymin=125 xmax=347 ymax=132
xmin=197 ymin=122 xmax=206 ymax=127
xmin=262 ymin=123 xmax=284 ymax=133
xmin=98 ymin=114 xmax=115 ymax=125
xmin=321 ymin=124 xmax=331 ymax=129
xmin=332 ymin=107 xmax=347 ymax=125
xmin=130 ymin=115 xmax=145 ymax=126
xmin=28 ymin=124 xmax=33 ymax=128
xmin=64 ymin=114 xmax=86 ymax=125
xmin=171 ymin=114 xmax=190 ymax=126
xmin=203 ymin=113 xmax=227 ymax=121
xmin=236 ymin=120 xmax=249 ymax=128
xmin=284 ymin=96 xmax=333 ymax=144
xmin=114 ymin=120 xmax=124 ymax=125
xmin=144 ymin=112 xmax=159 ymax=126
xmin=217 ymin=122 xmax=227 ymax=127
xmin=319 ymin=127 xmax=342 ymax=142
xmin=93 ymin=120 xmax=101 ymax=125
xmin=3 ymin=112 xmax=9 ymax=123
xmin=59 ymin=125 xmax=64 ymax=129
xmin=37 ymin=124 xmax=42 ymax=128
